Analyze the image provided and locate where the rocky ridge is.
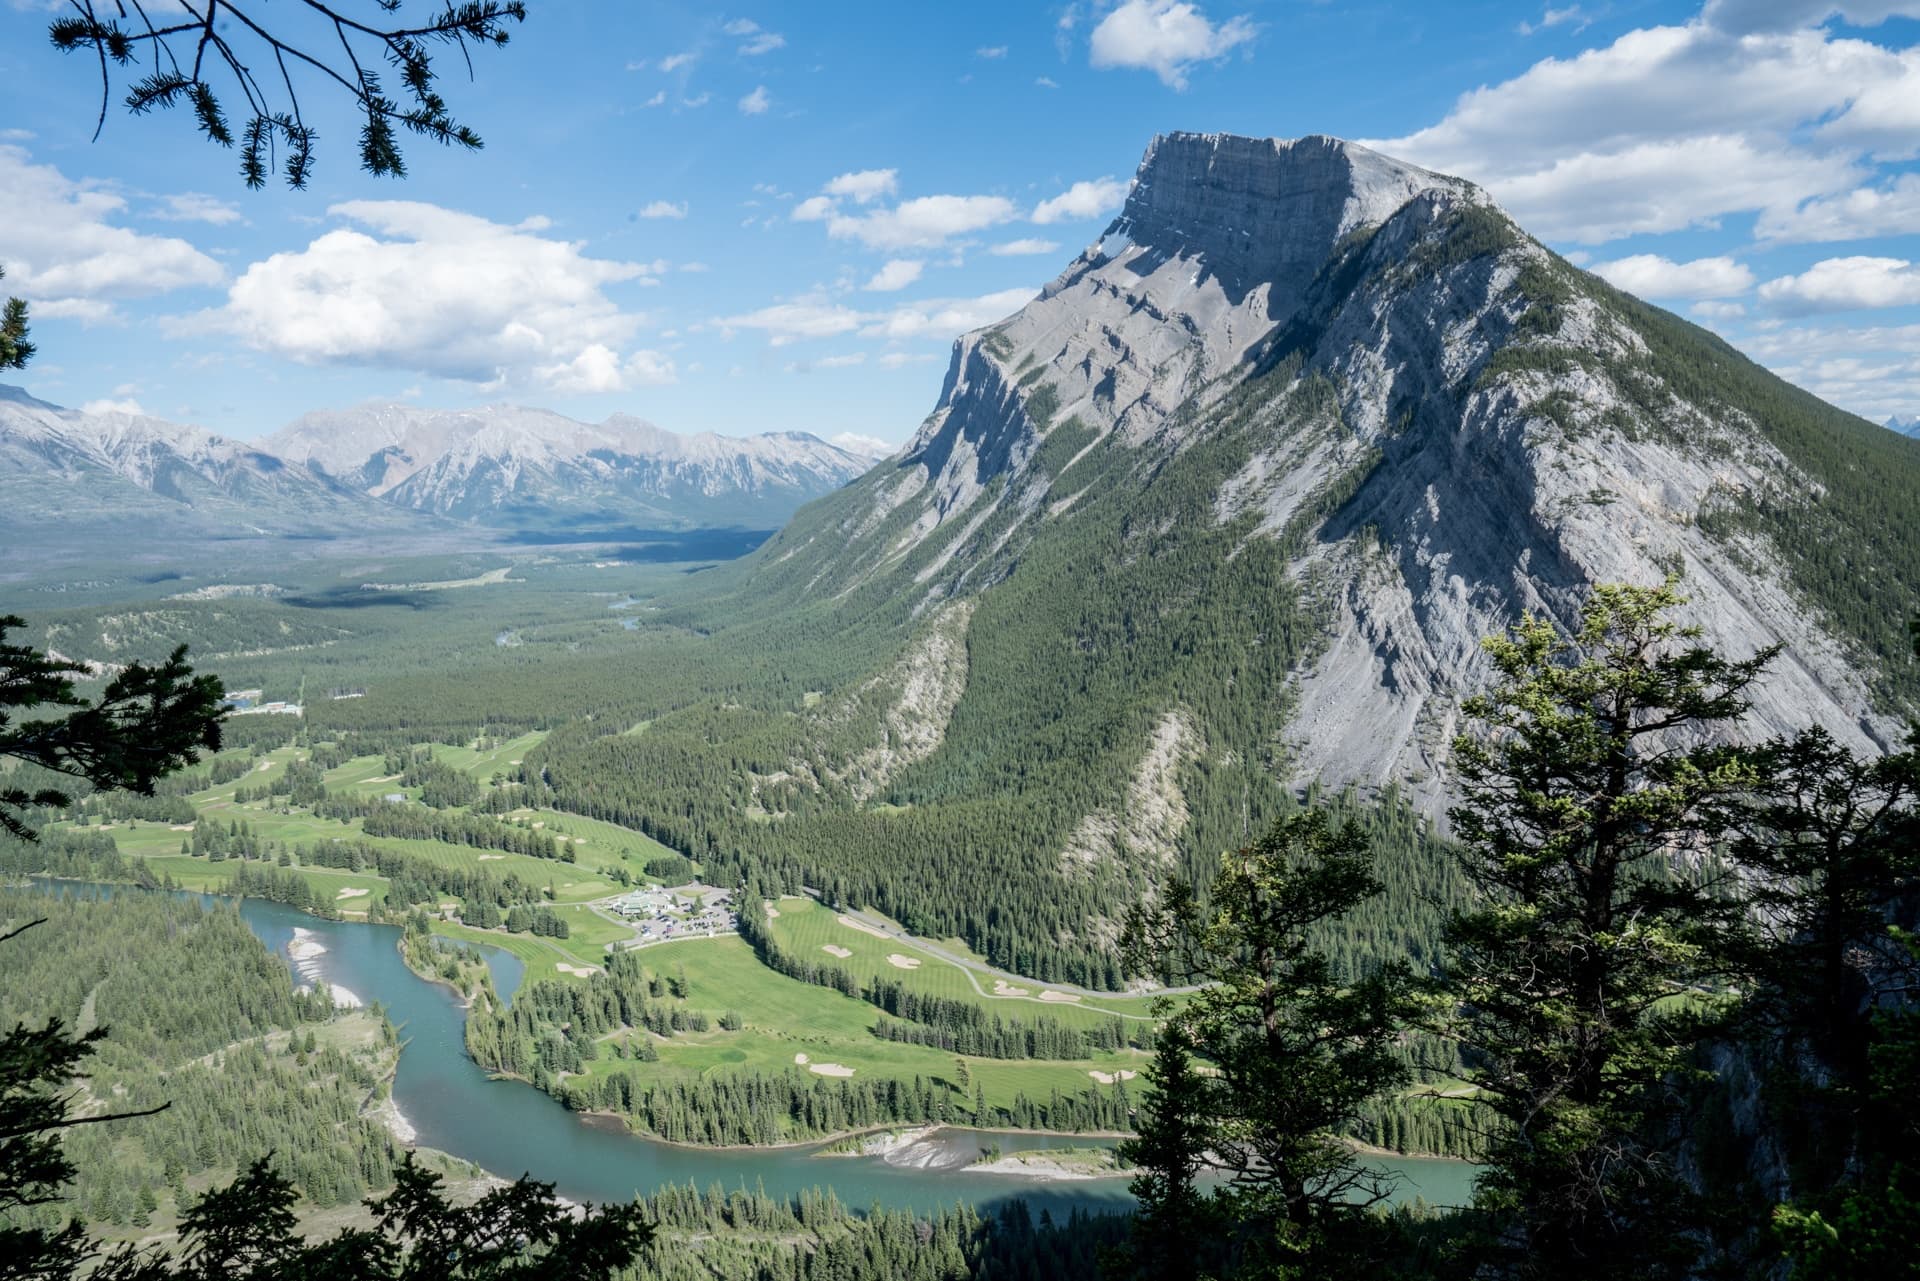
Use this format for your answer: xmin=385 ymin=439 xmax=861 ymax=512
xmin=748 ymin=131 xmax=1915 ymax=822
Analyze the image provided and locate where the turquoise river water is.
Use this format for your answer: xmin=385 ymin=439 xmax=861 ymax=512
xmin=36 ymin=882 xmax=1479 ymax=1218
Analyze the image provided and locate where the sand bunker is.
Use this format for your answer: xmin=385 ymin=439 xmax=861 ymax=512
xmin=793 ymin=1053 xmax=810 ymax=1065
xmin=836 ymin=914 xmax=892 ymax=939
xmin=807 ymin=1062 xmax=856 ymax=1078
xmin=991 ymin=980 xmax=1030 ymax=997
xmin=573 ymin=838 xmax=587 ymax=845
xmin=257 ymin=761 xmax=273 ymax=772
xmin=169 ymin=824 xmax=195 ymax=832
xmin=1088 ymin=1069 xmax=1139 ymax=1085
xmin=478 ymin=854 xmax=504 ymax=861
xmin=886 ymin=953 xmax=922 ymax=970
xmin=764 ymin=903 xmax=781 ymax=919
xmin=1038 ymin=990 xmax=1082 ymax=1003
xmin=821 ymin=944 xmax=853 ymax=958
xmin=532 ymin=821 xmax=546 ymax=829
xmin=335 ymin=887 xmax=370 ymax=900
xmin=555 ymin=963 xmax=601 ymax=977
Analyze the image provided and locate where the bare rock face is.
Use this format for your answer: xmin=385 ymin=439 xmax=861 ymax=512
xmin=765 ymin=131 xmax=1916 ymax=832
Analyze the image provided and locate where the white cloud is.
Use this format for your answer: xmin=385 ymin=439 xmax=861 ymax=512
xmin=864 ymin=259 xmax=925 ymax=291
xmin=977 ymin=45 xmax=1009 ymax=58
xmin=792 ymin=195 xmax=837 ymax=221
xmin=1518 ymin=5 xmax=1590 ymax=35
xmin=1366 ymin=22 xmax=1917 ymax=244
xmin=659 ymin=51 xmax=696 ymax=72
xmin=641 ymin=90 xmax=667 ymax=108
xmin=1758 ymin=255 xmax=1920 ymax=312
xmin=739 ymin=85 xmax=772 ymax=114
xmin=827 ymin=195 xmax=1018 ymax=250
xmin=862 ymin=286 xmax=1039 ymax=340
xmin=718 ymin=298 xmax=867 ymax=345
xmin=1702 ymin=0 xmax=1920 ymax=34
xmin=815 ymin=353 xmax=868 ymax=368
xmin=879 ymin=351 xmax=940 ymax=368
xmin=0 ymin=146 xmax=225 ymax=311
xmin=1036 ymin=75 xmax=1060 ymax=88
xmin=30 ymin=298 xmax=120 ymax=323
xmin=990 ymin=238 xmax=1062 ymax=256
xmin=1740 ymin=318 xmax=1920 ymax=418
xmin=681 ymin=92 xmax=712 ymax=107
xmin=1088 ymin=0 xmax=1257 ymax=90
xmin=727 ymin=20 xmax=787 ymax=55
xmin=832 ymin=430 xmax=892 ymax=453
xmin=825 ymin=169 xmax=899 ymax=203
xmin=1031 ymin=176 xmax=1131 ymax=224
xmin=79 ymin=397 xmax=143 ymax=416
xmin=1762 ymin=172 xmax=1920 ymax=241
xmin=639 ymin=200 xmax=688 ymax=219
xmin=149 ymin=193 xmax=243 ymax=225
xmin=718 ymin=286 xmax=1038 ymax=347
xmin=198 ymin=200 xmax=663 ymax=392
xmin=1693 ymin=299 xmax=1750 ymax=317
xmin=1590 ymin=253 xmax=1756 ymax=298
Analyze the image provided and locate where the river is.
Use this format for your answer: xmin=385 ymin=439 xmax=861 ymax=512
xmin=35 ymin=882 xmax=1480 ymax=1217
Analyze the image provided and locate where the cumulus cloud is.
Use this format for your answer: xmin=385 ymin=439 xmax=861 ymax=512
xmin=1702 ymin=0 xmax=1920 ymax=34
xmin=990 ymin=238 xmax=1061 ymax=256
xmin=792 ymin=195 xmax=837 ymax=221
xmin=977 ymin=45 xmax=1009 ymax=58
xmin=1089 ymin=0 xmax=1257 ymax=89
xmin=1365 ymin=21 xmax=1913 ymax=244
xmin=863 ymin=259 xmax=925 ymax=291
xmin=860 ymin=286 xmax=1039 ymax=340
xmin=824 ymin=169 xmax=899 ymax=203
xmin=196 ymin=200 xmax=668 ymax=392
xmin=739 ymin=85 xmax=772 ymax=114
xmin=1031 ymin=176 xmax=1131 ymax=224
xmin=639 ymin=200 xmax=688 ymax=219
xmin=1758 ymin=255 xmax=1920 ymax=312
xmin=1590 ymin=253 xmax=1756 ymax=298
xmin=1761 ymin=173 xmax=1920 ymax=241
xmin=0 ymin=146 xmax=224 ymax=314
xmin=659 ymin=51 xmax=696 ymax=72
xmin=826 ymin=195 xmax=1018 ymax=250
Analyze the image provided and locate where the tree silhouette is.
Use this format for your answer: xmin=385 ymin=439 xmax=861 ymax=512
xmin=47 ymin=1 xmax=527 ymax=188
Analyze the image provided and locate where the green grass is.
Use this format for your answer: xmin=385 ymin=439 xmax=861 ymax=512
xmin=570 ymin=936 xmax=1149 ymax=1113
xmin=763 ymin=897 xmax=1159 ymax=1025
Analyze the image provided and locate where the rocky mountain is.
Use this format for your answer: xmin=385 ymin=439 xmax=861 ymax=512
xmin=1888 ymin=413 xmax=1920 ymax=438
xmin=0 ymin=384 xmax=414 ymax=546
xmin=263 ymin=404 xmax=884 ymax=530
xmin=693 ymin=130 xmax=1919 ymax=844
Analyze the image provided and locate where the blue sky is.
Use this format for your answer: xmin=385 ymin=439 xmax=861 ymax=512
xmin=2 ymin=0 xmax=1918 ymax=444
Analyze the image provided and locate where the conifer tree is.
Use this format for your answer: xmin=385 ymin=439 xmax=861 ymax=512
xmin=1123 ymin=809 xmax=1417 ymax=1278
xmin=1442 ymin=579 xmax=1771 ymax=1279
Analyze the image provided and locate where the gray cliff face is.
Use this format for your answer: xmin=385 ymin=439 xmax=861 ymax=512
xmin=797 ymin=131 xmax=1907 ymax=821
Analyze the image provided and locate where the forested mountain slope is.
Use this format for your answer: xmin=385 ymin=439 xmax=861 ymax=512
xmin=335 ymin=133 xmax=1920 ymax=982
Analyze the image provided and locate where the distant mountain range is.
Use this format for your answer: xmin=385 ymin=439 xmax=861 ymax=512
xmin=0 ymin=388 xmax=887 ymax=554
xmin=1888 ymin=414 xmax=1920 ymax=438
xmin=262 ymin=404 xmax=886 ymax=528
